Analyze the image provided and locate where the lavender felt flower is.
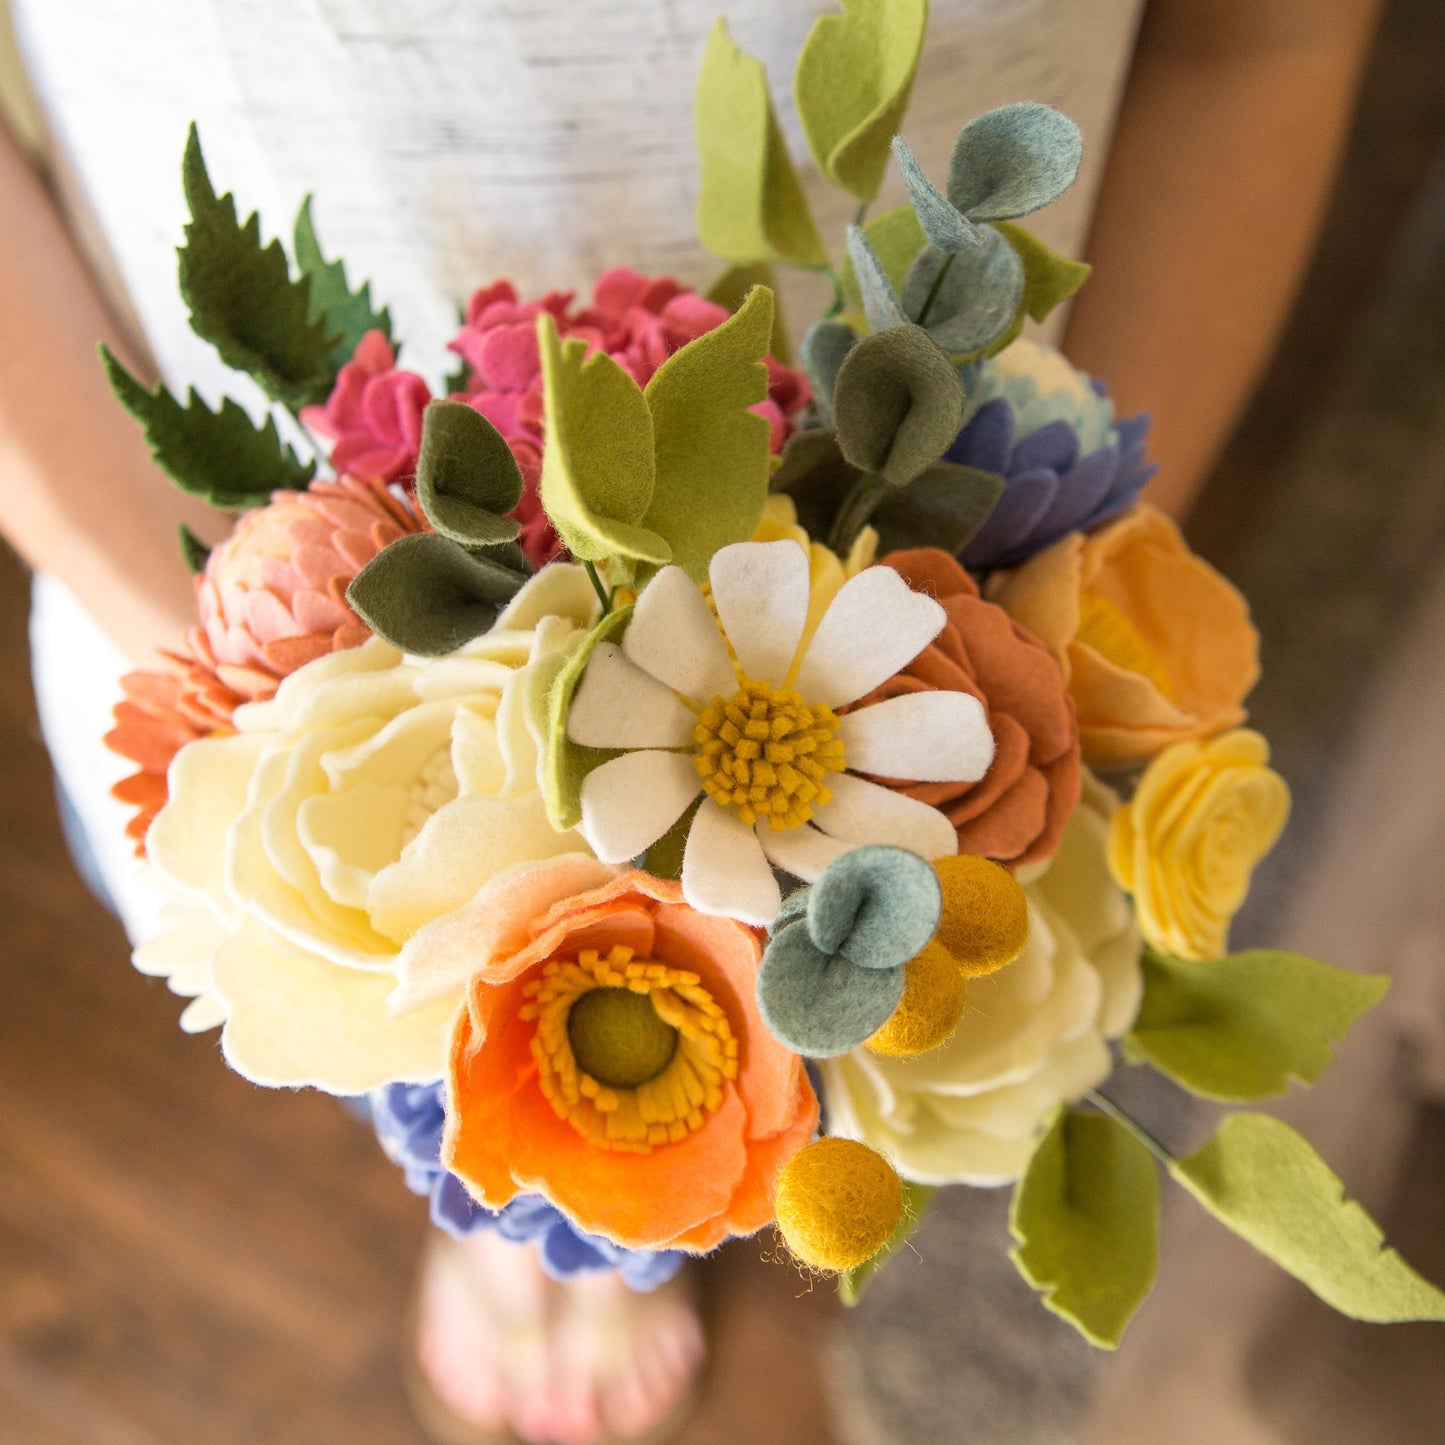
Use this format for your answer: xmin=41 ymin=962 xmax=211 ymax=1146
xmin=369 ymin=1082 xmax=684 ymax=1292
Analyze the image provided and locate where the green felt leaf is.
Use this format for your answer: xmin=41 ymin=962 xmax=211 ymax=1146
xmin=695 ymin=19 xmax=827 ymax=268
xmin=178 ymin=126 xmax=336 ymax=411
xmin=808 ymin=844 xmax=941 ymax=968
xmin=536 ymin=317 xmax=671 ymax=569
xmin=706 ymin=261 xmax=794 ymax=362
xmin=293 ymin=195 xmax=393 ymax=368
xmin=414 ymin=400 xmax=524 ymax=549
xmin=1170 ymin=1113 xmax=1445 ymax=1322
xmin=946 ymin=102 xmax=1083 ymax=224
xmin=800 ymin=320 xmax=857 ymax=420
xmin=539 ymin=607 xmax=634 ymax=831
xmin=832 ymin=324 xmax=965 ymax=485
xmin=870 ymin=462 xmax=1003 ymax=556
xmin=1125 ymin=950 xmax=1390 ymax=1103
xmin=178 ymin=524 xmax=211 ymax=575
xmin=641 ymin=286 xmax=774 ymax=582
xmin=998 ymin=221 xmax=1092 ymax=324
xmin=845 ymin=225 xmax=908 ymax=334
xmin=840 ymin=1180 xmax=937 ymax=1306
xmin=893 ymin=135 xmax=980 ymax=252
xmin=793 ymin=0 xmax=928 ymax=204
xmin=644 ymin=800 xmax=702 ymax=882
xmin=346 ymin=532 xmax=527 ymax=655
xmin=903 ymin=232 xmax=1024 ymax=355
xmin=1009 ymin=1109 xmax=1160 ymax=1349
xmin=101 ymin=344 xmax=315 ymax=508
xmin=840 ymin=207 xmax=928 ymax=310
xmin=770 ymin=426 xmax=863 ymax=541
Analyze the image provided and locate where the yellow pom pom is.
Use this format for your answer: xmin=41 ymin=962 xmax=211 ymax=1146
xmin=932 ymin=855 xmax=1029 ymax=977
xmin=774 ymin=1138 xmax=904 ymax=1274
xmin=866 ymin=940 xmax=967 ymax=1056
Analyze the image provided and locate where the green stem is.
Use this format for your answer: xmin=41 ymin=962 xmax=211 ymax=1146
xmin=853 ymin=201 xmax=869 ymax=228
xmin=1086 ymin=1090 xmax=1174 ymax=1167
xmin=914 ymin=250 xmax=958 ymax=329
xmin=583 ymin=560 xmax=612 ymax=616
xmin=827 ymin=471 xmax=884 ymax=556
xmin=823 ymin=264 xmax=847 ymax=320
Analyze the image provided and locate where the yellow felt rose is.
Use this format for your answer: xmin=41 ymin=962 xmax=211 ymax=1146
xmin=1107 ymin=728 xmax=1290 ymax=960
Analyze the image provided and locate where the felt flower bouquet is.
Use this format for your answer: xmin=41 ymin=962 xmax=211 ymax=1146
xmin=102 ymin=1 xmax=1445 ymax=1350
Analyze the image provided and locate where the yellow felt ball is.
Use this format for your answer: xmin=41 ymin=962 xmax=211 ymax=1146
xmin=774 ymin=1138 xmax=904 ymax=1273
xmin=932 ymin=854 xmax=1029 ymax=977
xmin=866 ymin=940 xmax=967 ymax=1057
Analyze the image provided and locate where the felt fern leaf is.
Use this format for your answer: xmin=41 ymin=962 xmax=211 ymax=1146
xmin=294 ymin=195 xmax=393 ymax=368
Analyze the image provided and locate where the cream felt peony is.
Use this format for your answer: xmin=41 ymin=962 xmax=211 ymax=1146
xmin=141 ymin=565 xmax=601 ymax=1093
xmin=819 ymin=773 xmax=1141 ymax=1186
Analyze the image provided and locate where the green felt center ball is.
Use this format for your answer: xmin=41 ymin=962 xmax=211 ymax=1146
xmin=567 ymin=987 xmax=680 ymax=1089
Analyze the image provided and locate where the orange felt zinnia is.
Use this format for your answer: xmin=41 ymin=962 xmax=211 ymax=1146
xmin=443 ymin=871 xmax=818 ymax=1253
xmin=989 ymin=504 xmax=1259 ymax=768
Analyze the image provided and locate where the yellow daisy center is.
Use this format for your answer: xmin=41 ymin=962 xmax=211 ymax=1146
xmin=520 ymin=945 xmax=740 ymax=1154
xmin=693 ymin=679 xmax=846 ymax=831
xmin=1076 ymin=590 xmax=1174 ymax=699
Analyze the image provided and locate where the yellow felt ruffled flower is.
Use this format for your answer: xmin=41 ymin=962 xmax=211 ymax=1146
xmin=1106 ymin=728 xmax=1290 ymax=960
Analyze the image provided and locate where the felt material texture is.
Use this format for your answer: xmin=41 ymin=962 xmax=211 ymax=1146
xmin=893 ymin=135 xmax=981 ymax=252
xmin=706 ymin=260 xmax=794 ymax=362
xmin=1124 ymin=950 xmax=1390 ymax=1102
xmin=1169 ymin=1114 xmax=1445 ymax=1322
xmin=945 ymin=103 xmax=1083 ymax=225
xmin=838 ymin=1177 xmax=936 ymax=1304
xmin=846 ymin=225 xmax=909 ymax=334
xmin=1008 ymin=1108 xmax=1159 ymax=1349
xmin=800 ymin=319 xmax=858 ymax=420
xmin=293 ymin=195 xmax=392 ymax=371
xmin=806 ymin=843 xmax=943 ymax=968
xmin=990 ymin=221 xmax=1092 ymax=348
xmin=866 ymin=939 xmax=968 ymax=1056
xmin=770 ymin=426 xmax=864 ymax=542
xmin=413 ymin=399 xmax=524 ymax=548
xmin=694 ymin=19 xmax=826 ymax=268
xmin=867 ymin=462 xmax=1004 ymax=556
xmin=793 ymin=0 xmax=928 ymax=204
xmin=932 ymin=854 xmax=1030 ymax=975
xmin=840 ymin=206 xmax=929 ymax=312
xmin=178 ymin=126 xmax=335 ymax=410
xmin=774 ymin=1137 xmax=905 ymax=1273
xmin=833 ymin=324 xmax=967 ymax=485
xmin=101 ymin=344 xmax=315 ymax=508
xmin=903 ymin=233 xmax=1025 ymax=355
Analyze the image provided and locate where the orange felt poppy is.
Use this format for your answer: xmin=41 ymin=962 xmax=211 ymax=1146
xmin=443 ymin=871 xmax=818 ymax=1253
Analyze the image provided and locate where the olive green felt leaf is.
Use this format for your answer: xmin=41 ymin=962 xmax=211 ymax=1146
xmin=800 ymin=320 xmax=857 ymax=419
xmin=946 ymin=102 xmax=1083 ymax=223
xmin=1124 ymin=950 xmax=1390 ymax=1103
xmin=840 ymin=206 xmax=929 ymax=310
xmin=178 ymin=524 xmax=211 ymax=575
xmin=101 ymin=344 xmax=316 ymax=508
xmin=346 ymin=532 xmax=528 ymax=656
xmin=770 ymin=426 xmax=863 ymax=540
xmin=644 ymin=800 xmax=702 ymax=882
xmin=975 ymin=222 xmax=1093 ymax=358
xmin=1009 ymin=1109 xmax=1160 ymax=1349
xmin=870 ymin=462 xmax=1003 ymax=555
xmin=893 ymin=135 xmax=980 ymax=252
xmin=414 ymin=400 xmax=524 ymax=549
xmin=839 ymin=1180 xmax=937 ymax=1307
xmin=706 ymin=261 xmax=794 ymax=362
xmin=178 ymin=126 xmax=336 ymax=411
xmin=903 ymin=233 xmax=1024 ymax=354
xmin=536 ymin=317 xmax=671 ymax=569
xmin=1170 ymin=1113 xmax=1445 ymax=1322
xmin=695 ymin=19 xmax=826 ymax=268
xmin=793 ymin=0 xmax=929 ymax=205
xmin=293 ymin=195 xmax=393 ymax=369
xmin=641 ymin=286 xmax=774 ymax=582
xmin=833 ymin=324 xmax=965 ymax=485
xmin=846 ymin=225 xmax=909 ymax=334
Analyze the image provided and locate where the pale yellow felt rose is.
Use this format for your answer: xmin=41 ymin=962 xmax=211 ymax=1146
xmin=820 ymin=772 xmax=1141 ymax=1186
xmin=1106 ymin=728 xmax=1290 ymax=960
xmin=140 ymin=564 xmax=601 ymax=1093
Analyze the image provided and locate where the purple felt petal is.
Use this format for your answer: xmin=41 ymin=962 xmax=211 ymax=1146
xmin=946 ymin=397 xmax=1014 ymax=474
xmin=961 ymin=467 xmax=1059 ymax=571
xmin=1010 ymin=419 xmax=1079 ymax=476
xmin=1036 ymin=447 xmax=1120 ymax=537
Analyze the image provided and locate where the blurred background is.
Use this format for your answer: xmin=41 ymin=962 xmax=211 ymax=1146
xmin=2 ymin=0 xmax=1444 ymax=1441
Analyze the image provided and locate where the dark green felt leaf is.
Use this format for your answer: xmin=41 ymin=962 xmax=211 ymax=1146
xmin=903 ymin=233 xmax=1024 ymax=355
xmin=706 ymin=261 xmax=794 ymax=362
xmin=178 ymin=524 xmax=211 ymax=575
xmin=346 ymin=532 xmax=527 ymax=656
xmin=839 ymin=1180 xmax=937 ymax=1306
xmin=644 ymin=800 xmax=702 ymax=882
xmin=178 ymin=126 xmax=336 ymax=410
xmin=870 ymin=463 xmax=1004 ymax=556
xmin=414 ymin=400 xmax=524 ymax=548
xmin=893 ymin=135 xmax=980 ymax=253
xmin=1124 ymin=950 xmax=1390 ymax=1103
xmin=294 ymin=195 xmax=393 ymax=368
xmin=800 ymin=320 xmax=857 ymax=420
xmin=832 ymin=325 xmax=966 ymax=485
xmin=1009 ymin=1109 xmax=1160 ymax=1349
xmin=839 ymin=206 xmax=928 ymax=310
xmin=770 ymin=426 xmax=863 ymax=541
xmin=946 ymin=103 xmax=1083 ymax=224
xmin=101 ymin=344 xmax=315 ymax=508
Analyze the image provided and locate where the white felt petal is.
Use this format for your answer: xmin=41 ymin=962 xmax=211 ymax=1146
xmin=793 ymin=567 xmax=946 ymax=707
xmin=813 ymin=772 xmax=959 ymax=859
xmin=708 ymin=541 xmax=810 ymax=686
xmin=567 ymin=643 xmax=697 ymax=749
xmin=624 ymin=566 xmax=736 ymax=704
xmin=839 ymin=691 xmax=995 ymax=782
xmin=681 ymin=799 xmax=782 ymax=926
xmin=757 ymin=823 xmax=854 ymax=883
xmin=579 ymin=750 xmax=702 ymax=863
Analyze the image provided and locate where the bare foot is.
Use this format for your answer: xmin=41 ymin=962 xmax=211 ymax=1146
xmin=415 ymin=1230 xmax=705 ymax=1445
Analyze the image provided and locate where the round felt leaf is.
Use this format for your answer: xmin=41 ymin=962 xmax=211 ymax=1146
xmin=807 ymin=844 xmax=942 ymax=970
xmin=800 ymin=320 xmax=858 ymax=419
xmin=415 ymin=400 xmax=524 ymax=548
xmin=846 ymin=225 xmax=908 ymax=335
xmin=893 ymin=135 xmax=979 ymax=253
xmin=945 ymin=102 xmax=1083 ymax=223
xmin=903 ymin=233 xmax=1024 ymax=356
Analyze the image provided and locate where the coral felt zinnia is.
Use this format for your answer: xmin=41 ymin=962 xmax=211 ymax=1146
xmin=443 ymin=871 xmax=818 ymax=1252
xmin=565 ymin=540 xmax=996 ymax=926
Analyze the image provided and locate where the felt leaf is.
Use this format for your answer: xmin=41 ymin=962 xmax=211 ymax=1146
xmin=846 ymin=225 xmax=908 ymax=334
xmin=833 ymin=325 xmax=966 ymax=485
xmin=1124 ymin=950 xmax=1390 ymax=1103
xmin=997 ymin=221 xmax=1092 ymax=324
xmin=793 ymin=0 xmax=929 ymax=204
xmin=641 ymin=286 xmax=774 ymax=582
xmin=807 ymin=843 xmax=942 ymax=968
xmin=800 ymin=320 xmax=857 ymax=420
xmin=293 ymin=195 xmax=393 ymax=368
xmin=770 ymin=427 xmax=863 ymax=541
xmin=536 ymin=317 xmax=671 ymax=569
xmin=1170 ymin=1113 xmax=1445 ymax=1322
xmin=840 ymin=207 xmax=929 ymax=310
xmin=893 ymin=135 xmax=980 ymax=253
xmin=644 ymin=800 xmax=702 ymax=882
xmin=839 ymin=1179 xmax=937 ymax=1306
xmin=178 ymin=524 xmax=211 ymax=575
xmin=946 ymin=102 xmax=1083 ymax=224
xmin=1009 ymin=1109 xmax=1160 ymax=1349
xmin=178 ymin=126 xmax=335 ymax=410
xmin=706 ymin=261 xmax=794 ymax=362
xmin=101 ymin=345 xmax=315 ymax=508
xmin=903 ymin=233 xmax=1024 ymax=355
xmin=414 ymin=400 xmax=524 ymax=549
xmin=346 ymin=532 xmax=527 ymax=655
xmin=694 ymin=19 xmax=827 ymax=268
xmin=870 ymin=462 xmax=1004 ymax=555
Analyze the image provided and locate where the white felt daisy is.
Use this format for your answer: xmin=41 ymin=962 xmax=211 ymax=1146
xmin=566 ymin=540 xmax=996 ymax=925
